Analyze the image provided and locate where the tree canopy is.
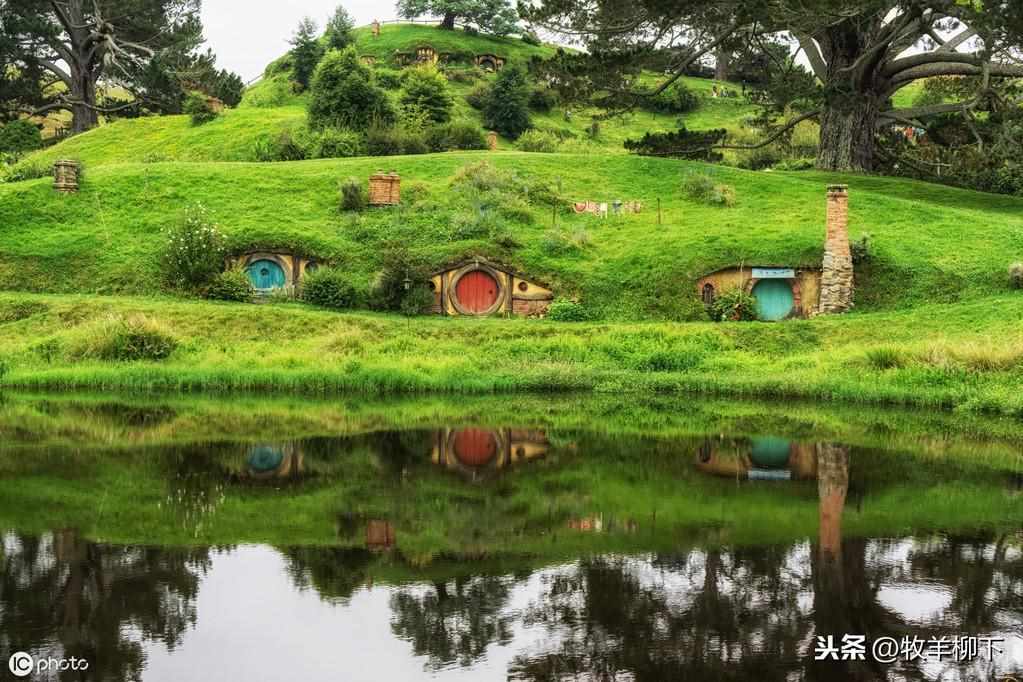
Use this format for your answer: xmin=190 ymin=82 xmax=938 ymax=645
xmin=525 ymin=0 xmax=1023 ymax=172
xmin=396 ymin=0 xmax=520 ymax=36
xmin=0 ymin=0 xmax=233 ymax=132
xmin=325 ymin=5 xmax=355 ymax=52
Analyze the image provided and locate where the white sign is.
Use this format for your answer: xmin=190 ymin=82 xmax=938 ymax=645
xmin=752 ymin=268 xmax=795 ymax=279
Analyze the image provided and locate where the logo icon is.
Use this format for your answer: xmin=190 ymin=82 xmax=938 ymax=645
xmin=8 ymin=652 xmax=33 ymax=678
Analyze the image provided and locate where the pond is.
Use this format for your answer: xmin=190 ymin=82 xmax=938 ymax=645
xmin=0 ymin=393 xmax=1021 ymax=681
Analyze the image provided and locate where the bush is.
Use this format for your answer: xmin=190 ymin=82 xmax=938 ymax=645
xmin=865 ymin=346 xmax=906 ymax=370
xmin=69 ymin=314 xmax=177 ymax=362
xmin=340 ymin=177 xmax=367 ymax=211
xmin=0 ymin=120 xmax=43 ymax=155
xmin=516 ymin=129 xmax=560 ymax=153
xmin=375 ymin=68 xmax=403 ymax=90
xmin=483 ymin=64 xmax=531 ymax=139
xmin=708 ymin=287 xmax=758 ymax=322
xmin=183 ymin=92 xmax=219 ymax=125
xmin=643 ymin=83 xmax=700 ymax=114
xmin=547 ymin=298 xmax=593 ymax=321
xmin=851 ymin=235 xmax=872 ymax=265
xmin=425 ymin=120 xmax=487 ymax=152
xmin=365 ymin=125 xmax=404 ymax=156
xmin=205 ymin=267 xmax=254 ymax=302
xmin=521 ymin=31 xmax=542 ymax=46
xmin=682 ymin=173 xmax=736 ymax=207
xmin=308 ymin=47 xmax=395 ymax=130
xmin=252 ymin=128 xmax=308 ymax=161
xmin=465 ymin=84 xmax=489 ymax=110
xmin=400 ymin=65 xmax=454 ymax=124
xmin=307 ymin=127 xmax=365 ymax=159
xmin=302 ymin=268 xmax=358 ymax=310
xmin=529 ymin=87 xmax=559 ymax=112
xmin=369 ymin=246 xmax=430 ymax=312
xmin=400 ymin=284 xmax=435 ymax=316
xmin=159 ymin=204 xmax=228 ymax=292
xmin=1010 ymin=263 xmax=1023 ymax=290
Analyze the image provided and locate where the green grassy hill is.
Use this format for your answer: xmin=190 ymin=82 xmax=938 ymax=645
xmin=14 ymin=23 xmax=754 ymax=171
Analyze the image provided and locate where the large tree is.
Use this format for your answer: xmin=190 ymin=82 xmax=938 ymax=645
xmin=0 ymin=0 xmax=206 ymax=133
xmin=396 ymin=0 xmax=520 ymax=36
xmin=525 ymin=0 xmax=1023 ymax=172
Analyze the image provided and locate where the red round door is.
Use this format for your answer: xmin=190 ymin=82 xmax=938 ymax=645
xmin=453 ymin=429 xmax=498 ymax=467
xmin=455 ymin=271 xmax=499 ymax=314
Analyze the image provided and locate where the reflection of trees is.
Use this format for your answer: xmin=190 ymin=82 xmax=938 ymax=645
xmin=0 ymin=530 xmax=208 ymax=681
xmin=508 ymin=444 xmax=1023 ymax=681
xmin=390 ymin=575 xmax=517 ymax=669
xmin=279 ymin=546 xmax=375 ymax=604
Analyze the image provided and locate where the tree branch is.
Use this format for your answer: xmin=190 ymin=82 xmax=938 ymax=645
xmin=889 ymin=62 xmax=1023 ymax=87
xmin=793 ymin=31 xmax=827 ymax=81
xmin=883 ymin=51 xmax=984 ymax=78
xmin=36 ymin=59 xmax=73 ymax=88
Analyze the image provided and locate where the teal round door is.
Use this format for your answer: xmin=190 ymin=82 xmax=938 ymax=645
xmin=749 ymin=437 xmax=792 ymax=469
xmin=247 ymin=259 xmax=286 ymax=291
xmin=752 ymin=280 xmax=794 ymax=321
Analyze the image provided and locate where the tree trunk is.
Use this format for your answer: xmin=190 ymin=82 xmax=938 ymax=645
xmin=816 ymin=93 xmax=878 ymax=172
xmin=70 ymin=69 xmax=99 ymax=134
xmin=714 ymin=48 xmax=730 ymax=82
xmin=440 ymin=12 xmax=456 ymax=30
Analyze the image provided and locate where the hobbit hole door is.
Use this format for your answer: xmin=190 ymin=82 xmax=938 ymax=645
xmin=456 ymin=271 xmax=499 ymax=314
xmin=247 ymin=259 xmax=286 ymax=291
xmin=453 ymin=429 xmax=499 ymax=467
xmin=752 ymin=280 xmax=794 ymax=321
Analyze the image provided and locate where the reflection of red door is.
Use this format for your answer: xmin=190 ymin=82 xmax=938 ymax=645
xmin=453 ymin=429 xmax=498 ymax=467
xmin=455 ymin=271 xmax=499 ymax=314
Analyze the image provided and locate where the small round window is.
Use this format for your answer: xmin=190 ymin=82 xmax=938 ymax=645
xmin=518 ymin=281 xmax=529 ymax=293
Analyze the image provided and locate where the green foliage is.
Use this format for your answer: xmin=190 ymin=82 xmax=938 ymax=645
xmin=851 ymin=235 xmax=872 ymax=266
xmin=159 ymin=204 xmax=228 ymax=292
xmin=642 ymin=83 xmax=700 ymax=114
xmin=624 ymin=127 xmax=726 ymax=161
xmin=205 ymin=268 xmax=254 ymax=302
xmin=68 ymin=314 xmax=177 ymax=362
xmin=521 ymin=31 xmax=542 ymax=46
xmin=515 ymin=129 xmax=560 ymax=152
xmin=183 ymin=92 xmax=219 ymax=126
xmin=325 ymin=6 xmax=356 ymax=51
xmin=0 ymin=120 xmax=42 ymax=155
xmin=0 ymin=300 xmax=48 ymax=323
xmin=528 ymin=87 xmax=558 ymax=112
xmin=483 ymin=64 xmax=531 ymax=139
xmin=465 ymin=84 xmax=489 ymax=110
xmin=547 ymin=298 xmax=593 ymax=321
xmin=1010 ymin=263 xmax=1023 ymax=290
xmin=290 ymin=17 xmax=325 ymax=90
xmin=396 ymin=0 xmax=520 ymax=36
xmin=708 ymin=287 xmax=758 ymax=322
xmin=370 ymin=246 xmax=431 ymax=312
xmin=307 ymin=127 xmax=365 ymax=159
xmin=252 ymin=128 xmax=308 ymax=161
xmin=365 ymin=124 xmax=429 ymax=156
xmin=210 ymin=70 xmax=246 ymax=108
xmin=400 ymin=284 xmax=436 ymax=316
xmin=340 ymin=177 xmax=367 ymax=211
xmin=864 ymin=346 xmax=906 ymax=370
xmin=425 ymin=120 xmax=487 ymax=151
xmin=308 ymin=48 xmax=395 ymax=130
xmin=682 ymin=173 xmax=736 ymax=207
xmin=302 ymin=268 xmax=358 ymax=310
xmin=400 ymin=66 xmax=454 ymax=124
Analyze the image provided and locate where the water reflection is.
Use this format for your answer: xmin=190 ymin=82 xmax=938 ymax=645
xmin=696 ymin=436 xmax=818 ymax=481
xmin=432 ymin=428 xmax=549 ymax=480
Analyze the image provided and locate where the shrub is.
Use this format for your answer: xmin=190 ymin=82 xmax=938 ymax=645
xmin=682 ymin=173 xmax=736 ymax=207
xmin=252 ymin=128 xmax=309 ymax=161
xmin=400 ymin=65 xmax=454 ymax=124
xmin=708 ymin=287 xmax=758 ymax=322
xmin=183 ymin=91 xmax=219 ymax=125
xmin=0 ymin=120 xmax=43 ymax=155
xmin=69 ymin=314 xmax=177 ymax=362
xmin=375 ymin=69 xmax=403 ymax=90
xmin=425 ymin=120 xmax=487 ymax=151
xmin=289 ymin=17 xmax=324 ymax=90
xmin=400 ymin=284 xmax=435 ymax=316
xmin=516 ymin=129 xmax=560 ymax=153
xmin=865 ymin=346 xmax=905 ymax=370
xmin=1010 ymin=263 xmax=1023 ymax=290
xmin=547 ymin=298 xmax=593 ymax=321
xmin=324 ymin=5 xmax=355 ymax=51
xmin=529 ymin=87 xmax=558 ymax=112
xmin=521 ymin=31 xmax=542 ymax=46
xmin=465 ymin=84 xmax=489 ymax=110
xmin=369 ymin=246 xmax=430 ymax=312
xmin=340 ymin=177 xmax=367 ymax=211
xmin=0 ymin=300 xmax=48 ymax=323
xmin=308 ymin=47 xmax=395 ymax=130
xmin=365 ymin=125 xmax=404 ymax=156
xmin=851 ymin=235 xmax=872 ymax=265
xmin=205 ymin=267 xmax=254 ymax=302
xmin=483 ymin=64 xmax=531 ymax=139
xmin=644 ymin=83 xmax=700 ymax=114
xmin=307 ymin=127 xmax=365 ymax=159
xmin=159 ymin=204 xmax=228 ymax=292
xmin=302 ymin=268 xmax=358 ymax=310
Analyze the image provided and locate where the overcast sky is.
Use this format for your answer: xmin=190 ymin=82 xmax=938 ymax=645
xmin=201 ymin=2 xmax=402 ymax=82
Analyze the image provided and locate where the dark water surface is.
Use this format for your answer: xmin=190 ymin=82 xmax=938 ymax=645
xmin=0 ymin=394 xmax=1021 ymax=681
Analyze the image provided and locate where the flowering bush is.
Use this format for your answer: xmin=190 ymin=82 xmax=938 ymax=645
xmin=159 ymin=204 xmax=228 ymax=292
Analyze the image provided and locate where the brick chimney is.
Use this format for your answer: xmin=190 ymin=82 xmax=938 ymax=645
xmin=818 ymin=184 xmax=854 ymax=314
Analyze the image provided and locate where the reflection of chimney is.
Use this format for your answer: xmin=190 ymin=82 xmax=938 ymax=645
xmin=818 ymin=185 xmax=854 ymax=314
xmin=816 ymin=443 xmax=849 ymax=559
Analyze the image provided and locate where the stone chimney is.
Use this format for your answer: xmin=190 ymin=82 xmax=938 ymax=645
xmin=53 ymin=159 xmax=80 ymax=194
xmin=818 ymin=184 xmax=854 ymax=314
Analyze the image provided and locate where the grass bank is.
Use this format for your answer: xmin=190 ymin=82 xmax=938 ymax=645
xmin=1 ymin=292 xmax=1022 ymax=415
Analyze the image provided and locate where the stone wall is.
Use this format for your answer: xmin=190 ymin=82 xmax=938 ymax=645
xmin=818 ymin=185 xmax=854 ymax=314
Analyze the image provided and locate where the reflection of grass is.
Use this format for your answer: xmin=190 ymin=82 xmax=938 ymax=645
xmin=0 ymin=392 xmax=1020 ymax=561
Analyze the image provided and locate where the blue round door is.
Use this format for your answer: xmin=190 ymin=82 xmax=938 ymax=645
xmin=752 ymin=280 xmax=794 ymax=321
xmin=247 ymin=259 xmax=286 ymax=291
